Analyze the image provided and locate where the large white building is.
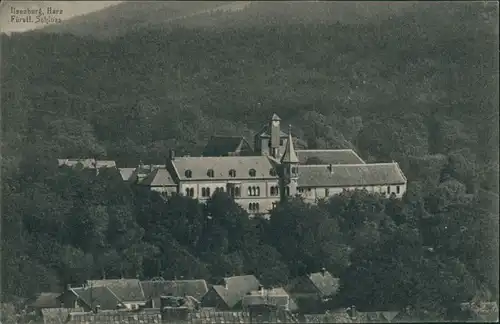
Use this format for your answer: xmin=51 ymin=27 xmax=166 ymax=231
xmin=119 ymin=113 xmax=407 ymax=215
xmin=58 ymin=113 xmax=407 ymax=215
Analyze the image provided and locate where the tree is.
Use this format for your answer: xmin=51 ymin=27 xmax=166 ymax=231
xmin=269 ymin=198 xmax=349 ymax=276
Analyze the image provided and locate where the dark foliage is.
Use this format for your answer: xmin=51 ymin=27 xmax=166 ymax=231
xmin=1 ymin=2 xmax=498 ymax=319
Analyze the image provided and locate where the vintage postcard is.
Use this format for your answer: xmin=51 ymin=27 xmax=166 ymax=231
xmin=0 ymin=1 xmax=498 ymax=323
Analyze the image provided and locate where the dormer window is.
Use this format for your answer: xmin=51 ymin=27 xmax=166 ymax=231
xmin=185 ymin=170 xmax=193 ymax=178
xmin=269 ymin=168 xmax=277 ymax=177
xmin=249 ymin=168 xmax=256 ymax=177
xmin=207 ymin=169 xmax=215 ymax=178
xmin=229 ymin=169 xmax=236 ymax=178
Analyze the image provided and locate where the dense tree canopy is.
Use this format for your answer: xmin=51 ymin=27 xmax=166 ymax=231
xmin=1 ymin=2 xmax=498 ymax=320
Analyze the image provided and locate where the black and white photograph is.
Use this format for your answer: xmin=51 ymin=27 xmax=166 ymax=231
xmin=0 ymin=1 xmax=498 ymax=323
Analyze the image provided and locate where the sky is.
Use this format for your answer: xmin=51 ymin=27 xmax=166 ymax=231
xmin=0 ymin=1 xmax=123 ymax=34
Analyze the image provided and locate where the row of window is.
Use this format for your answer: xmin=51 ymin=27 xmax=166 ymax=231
xmin=186 ymin=187 xmax=224 ymax=197
xmin=228 ymin=186 xmax=241 ymax=197
xmin=297 ymin=186 xmax=402 ymax=195
xmin=185 ymin=186 xmax=285 ymax=198
xmin=249 ymin=203 xmax=260 ymax=212
xmin=248 ymin=186 xmax=261 ymax=196
xmin=184 ymin=168 xmax=279 ymax=178
xmin=185 ymin=188 xmax=195 ymax=197
xmin=189 ymin=185 xmax=401 ymax=199
xmin=201 ymin=187 xmax=211 ymax=197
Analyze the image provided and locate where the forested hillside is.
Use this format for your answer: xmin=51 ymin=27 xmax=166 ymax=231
xmin=39 ymin=1 xmax=420 ymax=39
xmin=1 ymin=1 xmax=498 ymax=319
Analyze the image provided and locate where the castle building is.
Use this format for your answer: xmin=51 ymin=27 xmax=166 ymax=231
xmin=119 ymin=113 xmax=407 ymax=216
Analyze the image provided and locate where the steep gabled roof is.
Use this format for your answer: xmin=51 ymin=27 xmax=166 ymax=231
xmin=139 ymin=168 xmax=177 ymax=187
xmin=118 ymin=168 xmax=136 ymax=181
xmin=202 ymin=136 xmax=252 ymax=157
xmin=140 ymin=279 xmax=208 ymax=301
xmin=70 ymin=286 xmax=123 ymax=310
xmin=211 ymin=285 xmax=243 ymax=309
xmin=223 ymin=275 xmax=261 ymax=297
xmin=87 ymin=279 xmax=145 ymax=303
xmin=297 ymin=163 xmax=406 ymax=187
xmin=308 ymin=271 xmax=340 ymax=298
xmin=296 ymin=149 xmax=365 ymax=165
xmin=209 ymin=275 xmax=261 ymax=309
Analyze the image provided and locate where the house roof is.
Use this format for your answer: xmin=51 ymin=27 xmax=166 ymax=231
xmin=29 ymin=292 xmax=61 ymax=309
xmin=140 ymin=280 xmax=208 ymax=301
xmin=189 ymin=310 xmax=250 ymax=324
xmin=71 ymin=286 xmax=123 ymax=310
xmin=297 ymin=163 xmax=406 ymax=188
xmin=188 ymin=308 xmax=298 ymax=324
xmin=202 ymin=136 xmax=252 ymax=157
xmin=41 ymin=308 xmax=72 ymax=324
xmin=210 ymin=275 xmax=261 ymax=309
xmin=303 ymin=311 xmax=353 ymax=323
xmin=242 ymin=288 xmax=299 ymax=312
xmin=87 ymin=279 xmax=145 ymax=303
xmin=118 ymin=168 xmax=136 ymax=181
xmin=224 ymin=275 xmax=261 ymax=297
xmin=272 ymin=113 xmax=281 ymax=121
xmin=95 ymin=160 xmax=117 ymax=168
xmin=354 ymin=311 xmax=400 ymax=323
xmin=308 ymin=271 xmax=340 ymax=297
xmin=57 ymin=159 xmax=116 ymax=169
xmin=66 ymin=310 xmax=161 ymax=324
xmin=139 ymin=168 xmax=177 ymax=187
xmin=296 ymin=149 xmax=365 ymax=165
xmin=171 ymin=156 xmax=278 ymax=181
xmin=460 ymin=301 xmax=499 ymax=322
xmin=211 ymin=285 xmax=242 ymax=309
xmin=281 ymin=128 xmax=299 ymax=164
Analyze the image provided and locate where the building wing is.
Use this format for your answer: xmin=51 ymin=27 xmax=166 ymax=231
xmin=296 ymin=149 xmax=365 ymax=165
xmin=297 ymin=163 xmax=406 ymax=188
xmin=171 ymin=156 xmax=278 ymax=181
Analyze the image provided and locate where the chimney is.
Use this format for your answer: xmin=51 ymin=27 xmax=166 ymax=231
xmin=169 ymin=149 xmax=175 ymax=161
xmin=328 ymin=164 xmax=334 ymax=174
xmin=258 ymin=285 xmax=264 ymax=296
xmin=94 ymin=305 xmax=101 ymax=314
xmin=66 ymin=284 xmax=71 ymax=291
xmin=348 ymin=305 xmax=357 ymax=318
xmin=320 ymin=267 xmax=326 ymax=276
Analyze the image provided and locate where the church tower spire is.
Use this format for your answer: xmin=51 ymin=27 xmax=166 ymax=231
xmin=280 ymin=125 xmax=299 ymax=164
xmin=280 ymin=125 xmax=299 ymax=201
